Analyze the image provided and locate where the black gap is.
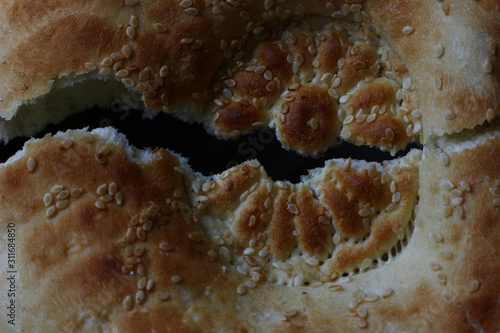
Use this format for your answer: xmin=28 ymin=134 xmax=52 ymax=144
xmin=0 ymin=106 xmax=422 ymax=183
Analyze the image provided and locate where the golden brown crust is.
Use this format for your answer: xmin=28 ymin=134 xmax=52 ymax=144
xmin=277 ymin=84 xmax=340 ymax=154
xmin=366 ymin=0 xmax=500 ymax=140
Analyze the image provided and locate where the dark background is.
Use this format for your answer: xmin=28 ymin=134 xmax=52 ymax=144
xmin=0 ymin=106 xmax=419 ymax=182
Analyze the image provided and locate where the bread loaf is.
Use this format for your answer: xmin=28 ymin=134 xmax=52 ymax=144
xmin=0 ymin=126 xmax=498 ymax=332
xmin=0 ymin=0 xmax=499 ymax=332
xmin=1 ymin=0 xmax=497 ymax=152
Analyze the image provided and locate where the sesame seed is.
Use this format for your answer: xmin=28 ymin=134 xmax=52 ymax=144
xmin=444 ymin=110 xmax=456 ymax=120
xmin=357 ymin=318 xmax=368 ymax=328
xmin=469 ymin=280 xmax=480 ymax=293
xmin=240 ymin=10 xmax=249 ymax=19
xmin=489 ymin=187 xmax=500 ymax=197
xmin=99 ymin=68 xmax=111 ymax=76
xmin=402 ymin=26 xmax=414 ymax=35
xmin=243 ymin=247 xmax=255 ymax=256
xmin=403 ymin=78 xmax=412 ymax=90
xmin=122 ymin=265 xmax=133 ymax=273
xmin=459 ymin=181 xmax=471 ymax=192
xmin=287 ymin=203 xmax=299 ymax=215
xmin=411 ymin=109 xmax=422 ymax=118
xmin=306 ymin=258 xmax=319 ymax=266
xmin=101 ymin=57 xmax=113 ymax=67
xmin=357 ymin=307 xmax=368 ymax=319
xmin=135 ymin=290 xmax=145 ymax=304
xmin=137 ymin=277 xmax=147 ymax=290
xmin=130 ymin=15 xmax=138 ymax=28
xmin=125 ymin=246 xmax=134 ymax=257
xmin=392 ymin=192 xmax=401 ymax=203
xmin=486 ymin=109 xmax=495 ymax=123
xmin=386 ymin=203 xmax=398 ymax=212
xmin=160 ymin=241 xmax=174 ymax=251
xmin=437 ymin=272 xmax=447 ymax=285
xmin=368 ymin=165 xmax=377 ymax=177
xmin=343 ymin=157 xmax=352 ymax=170
xmin=122 ymin=296 xmax=133 ymax=310
xmin=436 ymin=44 xmax=445 ymax=58
xmin=308 ymin=117 xmax=319 ymax=130
xmin=126 ymin=27 xmax=136 ymax=39
xmin=61 ymin=139 xmax=73 ymax=148
xmin=442 ymin=180 xmax=455 ymax=190
xmin=43 ymin=193 xmax=53 ymax=207
xmin=348 ymin=297 xmax=359 ymax=309
xmin=115 ymin=191 xmax=124 ymax=205
xmin=207 ymin=249 xmax=219 ymax=259
xmin=144 ymin=90 xmax=157 ymax=98
xmin=127 ymin=228 xmax=136 ymax=242
xmin=111 ymin=53 xmax=124 ymax=61
xmin=95 ymin=200 xmax=105 ymax=210
xmin=184 ymin=7 xmax=198 ymax=15
xmin=328 ymin=284 xmax=343 ymax=292
xmin=236 ymin=284 xmax=247 ymax=295
xmin=46 ymin=206 xmax=56 ymax=218
xmin=429 ymin=261 xmax=441 ymax=271
xmin=142 ymin=220 xmax=152 ymax=231
xmin=120 ymin=45 xmax=132 ymax=59
xmin=134 ymin=245 xmax=145 ymax=257
xmin=82 ymin=133 xmax=94 ymax=142
xmin=343 ymin=115 xmax=354 ymax=124
xmin=381 ymin=137 xmax=392 ymax=147
xmin=116 ymin=69 xmax=129 ymax=78
xmin=84 ymin=62 xmax=96 ymax=71
xmin=147 ymin=279 xmax=154 ymax=291
xmin=319 ymin=216 xmax=330 ymax=225
xmin=443 ymin=205 xmax=452 ymax=217
xmin=56 ymin=199 xmax=69 ymax=209
xmin=136 ymin=227 xmax=146 ymax=240
xmin=137 ymin=264 xmax=146 ymax=276
xmin=390 ymin=181 xmax=397 ymax=193
xmin=441 ymin=3 xmax=449 ymax=15
xmin=96 ymin=184 xmax=107 ymax=195
xmin=381 ymin=288 xmax=393 ymax=298
xmin=192 ymin=39 xmax=204 ymax=50
xmin=339 ymin=95 xmax=350 ymax=103
xmin=171 ymin=275 xmax=183 ymax=283
xmin=179 ymin=0 xmax=192 ymax=8
xmin=358 ymin=208 xmax=370 ymax=217
xmin=244 ymin=280 xmax=257 ymax=289
xmin=440 ymin=251 xmax=453 ymax=260
xmin=483 ymin=59 xmax=493 ymax=73
xmin=155 ymin=292 xmax=169 ymax=301
xmin=51 ymin=185 xmax=64 ymax=194
xmin=120 ymin=77 xmax=134 ymax=87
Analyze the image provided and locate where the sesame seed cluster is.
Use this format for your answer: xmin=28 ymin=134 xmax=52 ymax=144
xmin=193 ymin=151 xmax=420 ymax=289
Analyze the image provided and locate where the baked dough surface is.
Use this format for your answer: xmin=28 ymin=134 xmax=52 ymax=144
xmin=0 ymin=0 xmax=499 ymax=332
